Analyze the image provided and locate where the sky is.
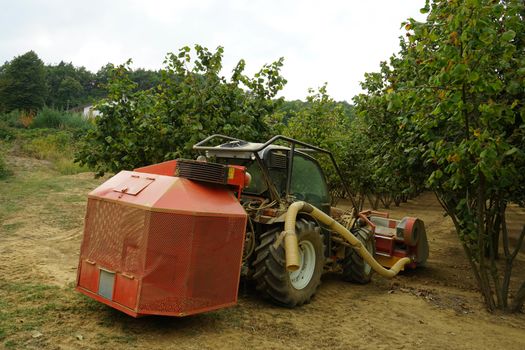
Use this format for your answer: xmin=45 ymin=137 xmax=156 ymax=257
xmin=0 ymin=0 xmax=427 ymax=102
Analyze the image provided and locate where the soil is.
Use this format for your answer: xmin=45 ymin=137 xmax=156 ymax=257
xmin=1 ymin=155 xmax=524 ymax=349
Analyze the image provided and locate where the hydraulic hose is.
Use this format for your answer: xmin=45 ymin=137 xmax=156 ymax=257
xmin=283 ymin=201 xmax=412 ymax=278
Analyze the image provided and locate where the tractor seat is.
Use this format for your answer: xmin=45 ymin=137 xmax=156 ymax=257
xmin=374 ymin=225 xmax=396 ymax=237
xmin=369 ymin=216 xmax=397 ymax=237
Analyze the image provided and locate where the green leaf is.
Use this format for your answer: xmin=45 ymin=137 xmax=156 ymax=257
xmin=451 ymin=64 xmax=467 ymax=77
xmin=468 ymin=71 xmax=479 ymax=83
xmin=501 ymin=30 xmax=516 ymax=42
xmin=504 ymin=147 xmax=518 ymax=156
xmin=479 ymin=31 xmax=493 ymax=45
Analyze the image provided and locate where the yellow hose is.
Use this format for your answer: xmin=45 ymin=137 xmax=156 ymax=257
xmin=283 ymin=201 xmax=412 ymax=277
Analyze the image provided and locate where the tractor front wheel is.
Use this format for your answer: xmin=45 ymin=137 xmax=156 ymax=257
xmin=253 ymin=220 xmax=324 ymax=307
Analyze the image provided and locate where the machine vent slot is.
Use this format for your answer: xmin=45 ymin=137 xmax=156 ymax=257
xmin=269 ymin=151 xmax=288 ymax=169
xmin=176 ymin=159 xmax=228 ymax=184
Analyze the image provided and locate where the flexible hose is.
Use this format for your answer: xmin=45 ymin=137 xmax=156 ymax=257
xmin=283 ymin=201 xmax=412 ymax=277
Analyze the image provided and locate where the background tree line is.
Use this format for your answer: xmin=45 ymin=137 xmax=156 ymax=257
xmin=0 ymin=50 xmax=353 ymax=116
xmin=0 ymin=50 xmax=164 ymax=113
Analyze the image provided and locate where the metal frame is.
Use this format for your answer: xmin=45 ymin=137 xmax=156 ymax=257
xmin=194 ymin=134 xmax=358 ymax=209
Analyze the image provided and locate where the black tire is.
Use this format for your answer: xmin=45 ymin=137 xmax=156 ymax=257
xmin=342 ymin=228 xmax=375 ymax=284
xmin=253 ymin=220 xmax=324 ymax=307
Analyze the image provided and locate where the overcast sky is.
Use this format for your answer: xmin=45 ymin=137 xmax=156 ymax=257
xmin=0 ymin=0 xmax=426 ymax=102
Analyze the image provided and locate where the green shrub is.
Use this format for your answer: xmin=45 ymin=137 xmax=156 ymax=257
xmin=30 ymin=108 xmax=62 ymax=129
xmin=62 ymin=112 xmax=93 ymax=130
xmin=0 ymin=122 xmax=15 ymax=141
xmin=0 ymin=110 xmax=23 ymax=128
xmin=31 ymin=107 xmax=92 ymax=130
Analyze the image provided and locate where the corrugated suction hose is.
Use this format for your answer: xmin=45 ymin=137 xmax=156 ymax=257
xmin=283 ymin=201 xmax=412 ymax=277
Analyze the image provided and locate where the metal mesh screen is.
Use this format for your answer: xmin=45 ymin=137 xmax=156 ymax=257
xmin=79 ymin=197 xmax=246 ymax=316
xmin=139 ymin=212 xmax=246 ymax=315
xmin=81 ymin=199 xmax=148 ymax=276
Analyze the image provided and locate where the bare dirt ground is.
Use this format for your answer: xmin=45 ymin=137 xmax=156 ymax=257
xmin=1 ymin=155 xmax=524 ymax=349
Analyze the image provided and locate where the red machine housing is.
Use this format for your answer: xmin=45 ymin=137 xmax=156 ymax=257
xmin=76 ymin=165 xmax=247 ymax=317
xmin=359 ymin=211 xmax=428 ymax=269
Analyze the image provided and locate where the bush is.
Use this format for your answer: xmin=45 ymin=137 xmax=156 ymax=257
xmin=0 ymin=110 xmax=23 ymax=128
xmin=31 ymin=107 xmax=91 ymax=130
xmin=0 ymin=108 xmax=92 ymax=130
xmin=0 ymin=122 xmax=15 ymax=141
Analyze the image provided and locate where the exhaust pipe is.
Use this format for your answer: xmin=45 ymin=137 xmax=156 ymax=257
xmin=283 ymin=201 xmax=412 ymax=278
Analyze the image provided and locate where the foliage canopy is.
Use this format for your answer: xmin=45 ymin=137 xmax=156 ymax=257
xmin=0 ymin=51 xmax=46 ymax=113
xmin=76 ymin=45 xmax=287 ymax=176
xmin=354 ymin=0 xmax=525 ymax=312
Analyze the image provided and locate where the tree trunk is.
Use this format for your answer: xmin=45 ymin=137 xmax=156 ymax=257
xmin=511 ymin=281 xmax=525 ymax=312
xmin=366 ymin=193 xmax=379 ymax=210
xmin=477 ymin=173 xmax=496 ymax=311
xmin=380 ymin=193 xmax=392 ymax=209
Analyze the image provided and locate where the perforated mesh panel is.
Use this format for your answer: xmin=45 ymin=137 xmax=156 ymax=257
xmin=79 ymin=197 xmax=246 ymax=316
xmin=82 ymin=199 xmax=148 ymax=275
xmin=139 ymin=212 xmax=246 ymax=314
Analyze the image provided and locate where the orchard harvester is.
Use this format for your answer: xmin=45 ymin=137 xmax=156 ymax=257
xmin=76 ymin=135 xmax=428 ymax=317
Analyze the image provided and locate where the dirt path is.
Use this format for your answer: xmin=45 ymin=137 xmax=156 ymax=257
xmin=1 ymin=155 xmax=524 ymax=349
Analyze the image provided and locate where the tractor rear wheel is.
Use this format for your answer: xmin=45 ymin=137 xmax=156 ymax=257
xmin=253 ymin=220 xmax=324 ymax=307
xmin=342 ymin=228 xmax=375 ymax=284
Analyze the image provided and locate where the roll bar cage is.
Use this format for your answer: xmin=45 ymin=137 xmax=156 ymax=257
xmin=194 ymin=134 xmax=357 ymax=209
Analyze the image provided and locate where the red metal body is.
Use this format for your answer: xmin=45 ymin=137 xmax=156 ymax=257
xmin=76 ymin=153 xmax=427 ymax=317
xmin=76 ymin=169 xmax=247 ymax=317
xmin=360 ymin=210 xmax=429 ymax=269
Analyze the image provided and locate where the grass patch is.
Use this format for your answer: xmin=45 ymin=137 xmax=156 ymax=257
xmin=62 ymin=194 xmax=86 ymax=203
xmin=54 ymin=158 xmax=90 ymax=175
xmin=20 ymin=131 xmax=74 ymax=161
xmin=0 ymin=140 xmax=12 ymax=179
xmin=0 ymin=281 xmax=63 ymax=342
xmin=0 ymin=163 xmax=101 ymax=229
xmin=0 ymin=280 xmax=138 ymax=348
xmin=92 ymin=332 xmax=138 ymax=346
xmin=1 ymin=120 xmax=93 ymax=176
xmin=0 ymin=153 xmax=11 ymax=179
xmin=11 ymin=128 xmax=91 ymax=175
xmin=0 ymin=222 xmax=24 ymax=235
xmin=3 ymin=340 xmax=17 ymax=349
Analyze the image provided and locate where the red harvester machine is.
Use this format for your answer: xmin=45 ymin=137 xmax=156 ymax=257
xmin=76 ymin=135 xmax=428 ymax=317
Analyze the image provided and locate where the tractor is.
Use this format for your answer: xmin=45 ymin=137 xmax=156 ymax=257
xmin=76 ymin=135 xmax=428 ymax=317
